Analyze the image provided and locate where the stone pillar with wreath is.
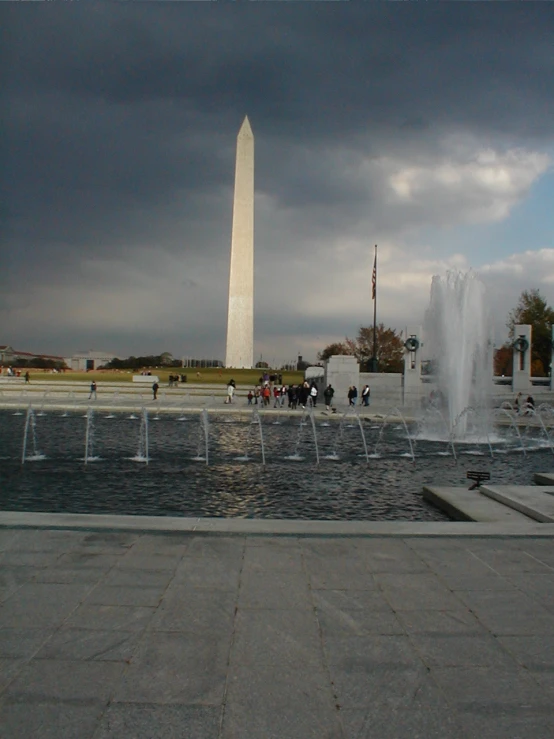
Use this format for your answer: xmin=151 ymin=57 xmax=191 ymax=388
xmin=402 ymin=326 xmax=422 ymax=407
xmin=512 ymin=324 xmax=532 ymax=393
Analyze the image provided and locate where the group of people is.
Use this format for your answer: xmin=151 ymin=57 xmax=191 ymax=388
xmin=347 ymin=385 xmax=371 ymax=406
xmin=0 ymin=367 xmax=31 ymax=381
xmin=225 ymin=380 xmax=375 ymax=411
xmin=244 ymin=381 xmax=323 ymax=409
xmin=4 ymin=367 xmax=30 ymax=382
xmin=87 ymin=376 xmax=372 ymax=409
xmin=514 ymin=392 xmax=535 ymax=414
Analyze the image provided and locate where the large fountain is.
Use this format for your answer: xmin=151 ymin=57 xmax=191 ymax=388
xmin=1 ymin=268 xmax=552 ymax=521
xmin=423 ymin=270 xmax=493 ymax=438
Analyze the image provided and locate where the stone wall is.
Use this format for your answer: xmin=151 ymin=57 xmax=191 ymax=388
xmin=359 ymin=373 xmax=403 ymax=407
xmin=322 ymin=355 xmax=551 ymax=410
xmin=324 ymin=356 xmax=360 ymax=407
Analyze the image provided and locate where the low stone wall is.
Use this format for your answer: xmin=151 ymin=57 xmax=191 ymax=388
xmin=359 ymin=372 xmax=403 ymax=406
xmin=322 ymin=356 xmax=553 ymax=410
xmin=324 ymin=356 xmax=360 ymax=406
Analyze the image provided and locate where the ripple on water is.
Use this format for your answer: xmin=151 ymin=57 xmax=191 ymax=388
xmin=0 ymin=410 xmax=550 ymax=521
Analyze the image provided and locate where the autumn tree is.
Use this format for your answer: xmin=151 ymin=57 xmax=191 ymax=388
xmin=355 ymin=324 xmax=404 ymax=372
xmin=507 ymin=289 xmax=554 ymax=376
xmin=318 ymin=324 xmax=404 ymax=373
xmin=317 ymin=342 xmax=353 ymax=362
xmin=493 ymin=345 xmax=513 ymax=376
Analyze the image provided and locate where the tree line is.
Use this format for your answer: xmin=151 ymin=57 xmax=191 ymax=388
xmin=11 ymin=357 xmax=67 ymax=370
xmin=101 ymin=352 xmax=182 ymax=370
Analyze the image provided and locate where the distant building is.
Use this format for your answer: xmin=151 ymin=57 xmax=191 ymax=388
xmin=64 ymin=351 xmax=117 ymax=372
xmin=0 ymin=345 xmax=119 ymax=372
xmin=0 ymin=345 xmax=15 ymax=365
xmin=0 ymin=345 xmax=65 ymax=367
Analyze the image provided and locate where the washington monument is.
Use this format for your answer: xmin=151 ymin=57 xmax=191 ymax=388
xmin=225 ymin=116 xmax=254 ymax=369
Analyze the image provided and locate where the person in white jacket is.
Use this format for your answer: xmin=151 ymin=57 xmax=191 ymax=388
xmin=309 ymin=383 xmax=318 ymax=408
xmin=225 ymin=379 xmax=236 ymax=404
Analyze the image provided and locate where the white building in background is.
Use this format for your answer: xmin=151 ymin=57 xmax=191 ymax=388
xmin=0 ymin=345 xmax=16 ymax=365
xmin=65 ymin=350 xmax=117 ymax=372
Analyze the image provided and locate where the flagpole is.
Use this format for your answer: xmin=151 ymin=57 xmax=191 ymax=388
xmin=371 ymin=244 xmax=378 ymax=373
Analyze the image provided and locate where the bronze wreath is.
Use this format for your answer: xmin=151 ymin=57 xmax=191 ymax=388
xmin=513 ymin=337 xmax=529 ymax=353
xmin=404 ymin=337 xmax=420 ymax=352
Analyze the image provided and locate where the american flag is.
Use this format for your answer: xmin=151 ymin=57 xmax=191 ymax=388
xmin=371 ymin=250 xmax=377 ymax=301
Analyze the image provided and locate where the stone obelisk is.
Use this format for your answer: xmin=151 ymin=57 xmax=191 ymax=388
xmin=225 ymin=116 xmax=254 ymax=368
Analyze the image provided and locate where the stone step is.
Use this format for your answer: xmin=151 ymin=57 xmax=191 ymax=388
xmin=422 ymin=486 xmax=533 ymax=524
xmin=480 ymin=485 xmax=554 ymax=523
xmin=534 ymin=472 xmax=554 ymax=485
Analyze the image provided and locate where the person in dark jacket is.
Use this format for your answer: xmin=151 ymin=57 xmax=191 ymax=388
xmin=323 ymin=384 xmax=334 ymax=411
xmin=299 ymin=382 xmax=309 ymax=408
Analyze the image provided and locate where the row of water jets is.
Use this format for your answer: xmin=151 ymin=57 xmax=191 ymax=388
xmin=19 ymin=404 xmax=407 ymax=466
xmin=22 ymin=406 xmax=149 ymax=465
xmin=18 ymin=402 xmax=554 ymax=466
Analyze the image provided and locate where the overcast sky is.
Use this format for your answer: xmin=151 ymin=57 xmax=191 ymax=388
xmin=2 ymin=3 xmax=554 ymax=364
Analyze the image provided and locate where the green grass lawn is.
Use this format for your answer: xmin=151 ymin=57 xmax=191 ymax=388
xmin=20 ymin=368 xmax=305 ymax=385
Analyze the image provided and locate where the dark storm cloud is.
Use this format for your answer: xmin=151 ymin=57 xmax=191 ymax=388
xmin=1 ymin=2 xmax=553 ymax=354
xmin=4 ymin=4 xmax=553 ymax=214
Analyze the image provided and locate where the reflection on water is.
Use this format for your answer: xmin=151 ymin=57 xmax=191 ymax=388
xmin=0 ymin=410 xmax=549 ymax=522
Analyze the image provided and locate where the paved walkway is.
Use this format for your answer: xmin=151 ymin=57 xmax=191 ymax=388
xmin=0 ymin=383 xmax=378 ymax=418
xmin=2 ymin=526 xmax=554 ymax=738
xmin=1 ymin=383 xmax=550 ymax=429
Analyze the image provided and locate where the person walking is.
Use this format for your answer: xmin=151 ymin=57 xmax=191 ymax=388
xmin=152 ymin=382 xmax=159 ymax=401
xmin=89 ymin=381 xmax=97 ymax=400
xmin=291 ymin=385 xmax=299 ymax=410
xmin=287 ymin=384 xmax=295 ymax=409
xmin=225 ymin=379 xmax=235 ymax=404
xmin=309 ymin=382 xmax=318 ymax=407
xmin=323 ymin=384 xmax=334 ymax=411
xmin=347 ymin=386 xmax=355 ymax=406
xmin=24 ymin=371 xmax=30 ymax=384
xmin=361 ymin=385 xmax=370 ymax=407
